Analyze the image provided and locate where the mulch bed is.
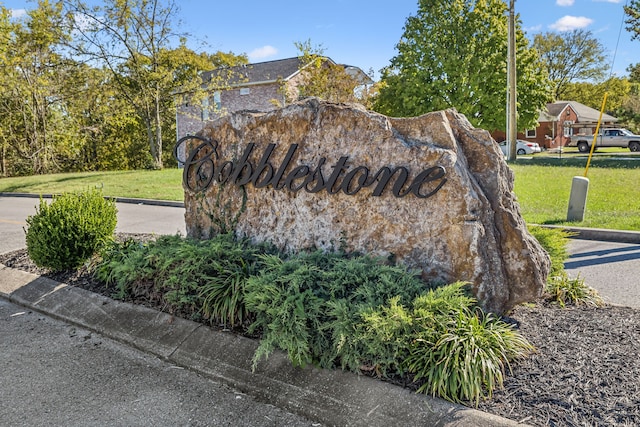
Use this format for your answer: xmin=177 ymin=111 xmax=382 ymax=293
xmin=2 ymin=236 xmax=639 ymax=427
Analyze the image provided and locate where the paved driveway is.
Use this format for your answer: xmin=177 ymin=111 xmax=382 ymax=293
xmin=565 ymin=239 xmax=640 ymax=308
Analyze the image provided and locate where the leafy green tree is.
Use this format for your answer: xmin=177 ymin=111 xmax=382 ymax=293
xmin=625 ymin=0 xmax=640 ymax=41
xmin=618 ymin=0 xmax=640 ymax=134
xmin=628 ymin=63 xmax=640 ymax=83
xmin=616 ymin=95 xmax=640 ymax=134
xmin=64 ymin=64 xmax=150 ymax=171
xmin=373 ymin=0 xmax=551 ymax=132
xmin=0 ymin=6 xmax=14 ymax=176
xmin=156 ymin=46 xmax=247 ymax=167
xmin=0 ymin=1 xmax=246 ymax=176
xmin=65 ymin=0 xmax=184 ymax=169
xmin=533 ymin=29 xmax=608 ymax=100
xmin=561 ymin=78 xmax=632 ymax=112
xmin=0 ymin=1 xmax=76 ymax=175
xmin=617 ymin=63 xmax=640 ymax=133
xmin=65 ymin=0 xmax=247 ymax=169
xmin=560 ymin=75 xmax=640 ymax=134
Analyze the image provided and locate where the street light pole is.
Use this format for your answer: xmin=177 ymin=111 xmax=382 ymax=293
xmin=506 ymin=0 xmax=517 ymax=161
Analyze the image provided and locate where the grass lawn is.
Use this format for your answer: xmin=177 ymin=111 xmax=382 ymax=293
xmin=510 ymin=152 xmax=640 ymax=231
xmin=0 ymin=169 xmax=184 ymax=201
xmin=1 ymin=153 xmax=638 ymax=231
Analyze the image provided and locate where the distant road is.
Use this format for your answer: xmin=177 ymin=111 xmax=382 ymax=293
xmin=0 ymin=196 xmax=186 ymax=254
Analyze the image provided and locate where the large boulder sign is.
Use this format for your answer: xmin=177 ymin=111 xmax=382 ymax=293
xmin=177 ymin=98 xmax=550 ymax=313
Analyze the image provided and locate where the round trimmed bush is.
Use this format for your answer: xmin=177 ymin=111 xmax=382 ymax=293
xmin=25 ymin=189 xmax=117 ymax=271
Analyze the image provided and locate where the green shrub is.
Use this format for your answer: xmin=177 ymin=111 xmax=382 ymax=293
xmin=344 ymin=282 xmax=474 ymax=377
xmin=244 ymin=255 xmax=534 ymax=404
xmin=25 ymin=189 xmax=117 ymax=271
xmin=244 ymin=251 xmax=430 ymax=370
xmin=349 ymin=296 xmax=416 ymax=377
xmin=97 ymin=234 xmax=535 ymax=405
xmin=95 ymin=233 xmax=269 ymax=325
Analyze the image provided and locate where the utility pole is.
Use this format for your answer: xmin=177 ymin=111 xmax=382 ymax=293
xmin=506 ymin=0 xmax=517 ymax=161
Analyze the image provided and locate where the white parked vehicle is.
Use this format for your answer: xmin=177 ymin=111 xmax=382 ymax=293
xmin=498 ymin=140 xmax=542 ymax=156
xmin=567 ymin=128 xmax=640 ymax=153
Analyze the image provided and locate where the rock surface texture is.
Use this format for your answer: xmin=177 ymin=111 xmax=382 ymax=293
xmin=180 ymin=98 xmax=549 ymax=313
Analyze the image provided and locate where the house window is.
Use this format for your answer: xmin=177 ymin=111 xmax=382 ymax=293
xmin=563 ymin=120 xmax=574 ymax=137
xmin=201 ymin=97 xmax=209 ymax=121
xmin=213 ymin=91 xmax=221 ymax=110
xmin=240 ymin=88 xmax=250 ymax=95
xmin=526 ymin=129 xmax=536 ymax=138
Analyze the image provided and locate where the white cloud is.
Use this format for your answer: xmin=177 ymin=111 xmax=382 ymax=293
xmin=525 ymin=24 xmax=544 ymax=33
xmin=248 ymin=45 xmax=278 ymax=61
xmin=10 ymin=8 xmax=27 ymax=19
xmin=549 ymin=16 xmax=594 ymax=31
xmin=556 ymin=0 xmax=575 ymax=6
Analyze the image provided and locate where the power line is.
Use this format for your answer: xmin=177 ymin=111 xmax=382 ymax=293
xmin=607 ymin=0 xmax=629 ymax=81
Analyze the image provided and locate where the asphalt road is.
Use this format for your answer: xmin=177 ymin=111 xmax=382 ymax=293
xmin=0 ymin=298 xmax=318 ymax=427
xmin=0 ymin=195 xmax=318 ymax=426
xmin=566 ymin=239 xmax=640 ymax=308
xmin=0 ymin=195 xmax=186 ymax=254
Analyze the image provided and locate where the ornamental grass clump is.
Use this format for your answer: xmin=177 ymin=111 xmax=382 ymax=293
xmin=25 ymin=189 xmax=117 ymax=271
xmin=96 ymin=233 xmax=271 ymax=325
xmin=405 ymin=307 xmax=534 ymax=406
xmin=545 ymin=273 xmax=604 ymax=308
xmin=527 ymin=225 xmax=604 ymax=307
xmin=356 ymin=282 xmax=534 ymax=405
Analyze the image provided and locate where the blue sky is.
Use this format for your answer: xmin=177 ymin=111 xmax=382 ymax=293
xmin=6 ymin=0 xmax=638 ymax=78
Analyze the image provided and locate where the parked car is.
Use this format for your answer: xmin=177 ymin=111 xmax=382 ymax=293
xmin=498 ymin=140 xmax=542 ymax=155
xmin=567 ymin=128 xmax=640 ymax=153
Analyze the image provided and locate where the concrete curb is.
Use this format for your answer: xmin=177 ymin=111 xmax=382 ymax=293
xmin=537 ymin=224 xmax=640 ymax=244
xmin=0 ymin=264 xmax=526 ymax=427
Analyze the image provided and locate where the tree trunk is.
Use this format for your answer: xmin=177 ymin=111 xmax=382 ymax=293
xmin=153 ymin=91 xmax=163 ymax=169
xmin=146 ymin=117 xmax=156 ymax=167
xmin=1 ymin=143 xmax=6 ymax=177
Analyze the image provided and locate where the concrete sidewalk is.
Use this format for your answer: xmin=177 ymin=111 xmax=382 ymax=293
xmin=0 ymin=264 xmax=523 ymax=427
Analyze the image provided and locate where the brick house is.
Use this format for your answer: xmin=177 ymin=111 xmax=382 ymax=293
xmin=175 ymin=56 xmax=372 ymax=142
xmin=492 ymin=101 xmax=619 ymax=150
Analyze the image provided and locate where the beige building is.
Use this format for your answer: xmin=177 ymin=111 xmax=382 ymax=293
xmin=175 ymin=57 xmax=372 ymax=142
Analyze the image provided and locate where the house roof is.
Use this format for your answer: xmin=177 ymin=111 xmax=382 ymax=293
xmin=201 ymin=57 xmax=304 ymax=86
xmin=200 ymin=56 xmax=373 ymax=88
xmin=542 ymin=101 xmax=618 ymax=123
